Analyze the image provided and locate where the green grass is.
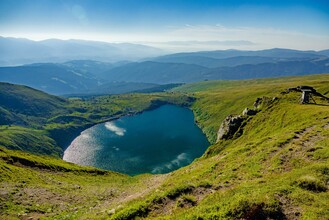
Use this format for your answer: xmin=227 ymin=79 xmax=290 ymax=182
xmin=1 ymin=74 xmax=329 ymax=219
xmin=0 ymin=126 xmax=62 ymax=157
xmin=175 ymin=74 xmax=329 ymax=143
xmin=110 ymin=74 xmax=329 ymax=219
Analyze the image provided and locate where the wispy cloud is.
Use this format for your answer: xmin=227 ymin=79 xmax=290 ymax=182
xmin=151 ymin=153 xmax=191 ymax=174
xmin=105 ymin=122 xmax=126 ymax=136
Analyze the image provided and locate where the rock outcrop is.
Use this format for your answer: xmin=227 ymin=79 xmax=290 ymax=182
xmin=216 ymin=115 xmax=244 ymax=142
xmin=242 ymin=108 xmax=257 ymax=116
xmin=217 ymin=96 xmax=278 ymax=142
xmin=253 ymin=96 xmax=275 ymax=109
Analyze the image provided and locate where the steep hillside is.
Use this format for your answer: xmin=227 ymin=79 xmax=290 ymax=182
xmin=108 ymin=74 xmax=329 ymax=219
xmin=0 ymin=64 xmax=101 ymax=95
xmin=0 ymin=83 xmax=69 ymax=156
xmin=0 ymin=82 xmax=67 ymax=122
xmin=1 ymin=74 xmax=329 ymax=219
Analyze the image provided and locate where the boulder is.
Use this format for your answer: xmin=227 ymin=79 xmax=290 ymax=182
xmin=217 ymin=115 xmax=243 ymax=142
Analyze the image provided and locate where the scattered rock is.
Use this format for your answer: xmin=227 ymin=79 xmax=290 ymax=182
xmin=242 ymin=108 xmax=257 ymax=116
xmin=253 ymin=96 xmax=273 ymax=109
xmin=217 ymin=115 xmax=243 ymax=142
xmin=217 ymin=96 xmax=278 ymax=142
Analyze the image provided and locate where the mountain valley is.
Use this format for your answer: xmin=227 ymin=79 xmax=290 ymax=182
xmin=1 ymin=74 xmax=329 ymax=219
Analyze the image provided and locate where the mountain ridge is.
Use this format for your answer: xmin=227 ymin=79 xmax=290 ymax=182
xmin=2 ymin=56 xmax=329 ymax=95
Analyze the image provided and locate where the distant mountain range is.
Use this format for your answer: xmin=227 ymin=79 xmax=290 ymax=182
xmin=0 ymin=62 xmax=179 ymax=95
xmin=0 ymin=37 xmax=164 ymax=66
xmin=150 ymin=48 xmax=326 ymax=67
xmin=0 ymin=38 xmax=329 ymax=95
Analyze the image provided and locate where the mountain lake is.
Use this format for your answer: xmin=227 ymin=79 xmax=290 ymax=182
xmin=63 ymin=105 xmax=210 ymax=175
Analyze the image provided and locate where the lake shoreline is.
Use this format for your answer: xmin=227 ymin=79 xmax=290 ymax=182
xmin=52 ymin=98 xmax=208 ymax=160
xmin=54 ymin=100 xmax=175 ymax=154
xmin=63 ymin=104 xmax=210 ymax=175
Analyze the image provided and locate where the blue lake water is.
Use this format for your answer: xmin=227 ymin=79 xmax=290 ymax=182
xmin=63 ymin=105 xmax=209 ymax=175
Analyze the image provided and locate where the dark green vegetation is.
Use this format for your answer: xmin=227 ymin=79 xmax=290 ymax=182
xmin=1 ymin=74 xmax=329 ymax=219
xmin=0 ymin=82 xmax=67 ymax=121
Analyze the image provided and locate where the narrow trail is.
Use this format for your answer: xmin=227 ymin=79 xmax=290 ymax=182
xmin=94 ymin=173 xmax=170 ymax=216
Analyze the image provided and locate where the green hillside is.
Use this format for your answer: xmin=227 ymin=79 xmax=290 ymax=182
xmin=0 ymin=82 xmax=67 ymax=120
xmin=0 ymin=83 xmax=69 ymax=156
xmin=1 ymin=74 xmax=329 ymax=219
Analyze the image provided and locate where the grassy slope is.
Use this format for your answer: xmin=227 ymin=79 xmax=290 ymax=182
xmin=0 ymin=83 xmax=69 ymax=156
xmin=1 ymin=74 xmax=329 ymax=219
xmin=174 ymin=74 xmax=329 ymax=143
xmin=0 ymin=82 xmax=67 ymax=120
xmin=0 ymin=147 xmax=160 ymax=220
xmin=110 ymin=74 xmax=329 ymax=219
xmin=0 ymin=126 xmax=61 ymax=157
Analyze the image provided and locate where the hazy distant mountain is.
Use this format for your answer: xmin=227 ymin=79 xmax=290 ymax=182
xmin=152 ymin=55 xmax=283 ymax=68
xmin=154 ymin=48 xmax=324 ymax=60
xmin=203 ymin=58 xmax=329 ymax=80
xmin=62 ymin=60 xmax=114 ymax=78
xmin=0 ymin=37 xmax=164 ymax=66
xmin=318 ymin=49 xmax=329 ymax=57
xmin=0 ymin=63 xmax=99 ymax=94
xmin=81 ymin=82 xmax=182 ymax=96
xmin=150 ymin=48 xmax=327 ymax=68
xmin=100 ymin=58 xmax=329 ymax=84
xmin=2 ymin=57 xmax=328 ymax=95
xmin=0 ymin=61 xmax=181 ymax=95
xmin=1 ymin=46 xmax=329 ymax=95
xmin=100 ymin=61 xmax=209 ymax=84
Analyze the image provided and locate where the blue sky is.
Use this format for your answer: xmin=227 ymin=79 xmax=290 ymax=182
xmin=1 ymin=0 xmax=328 ymax=51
